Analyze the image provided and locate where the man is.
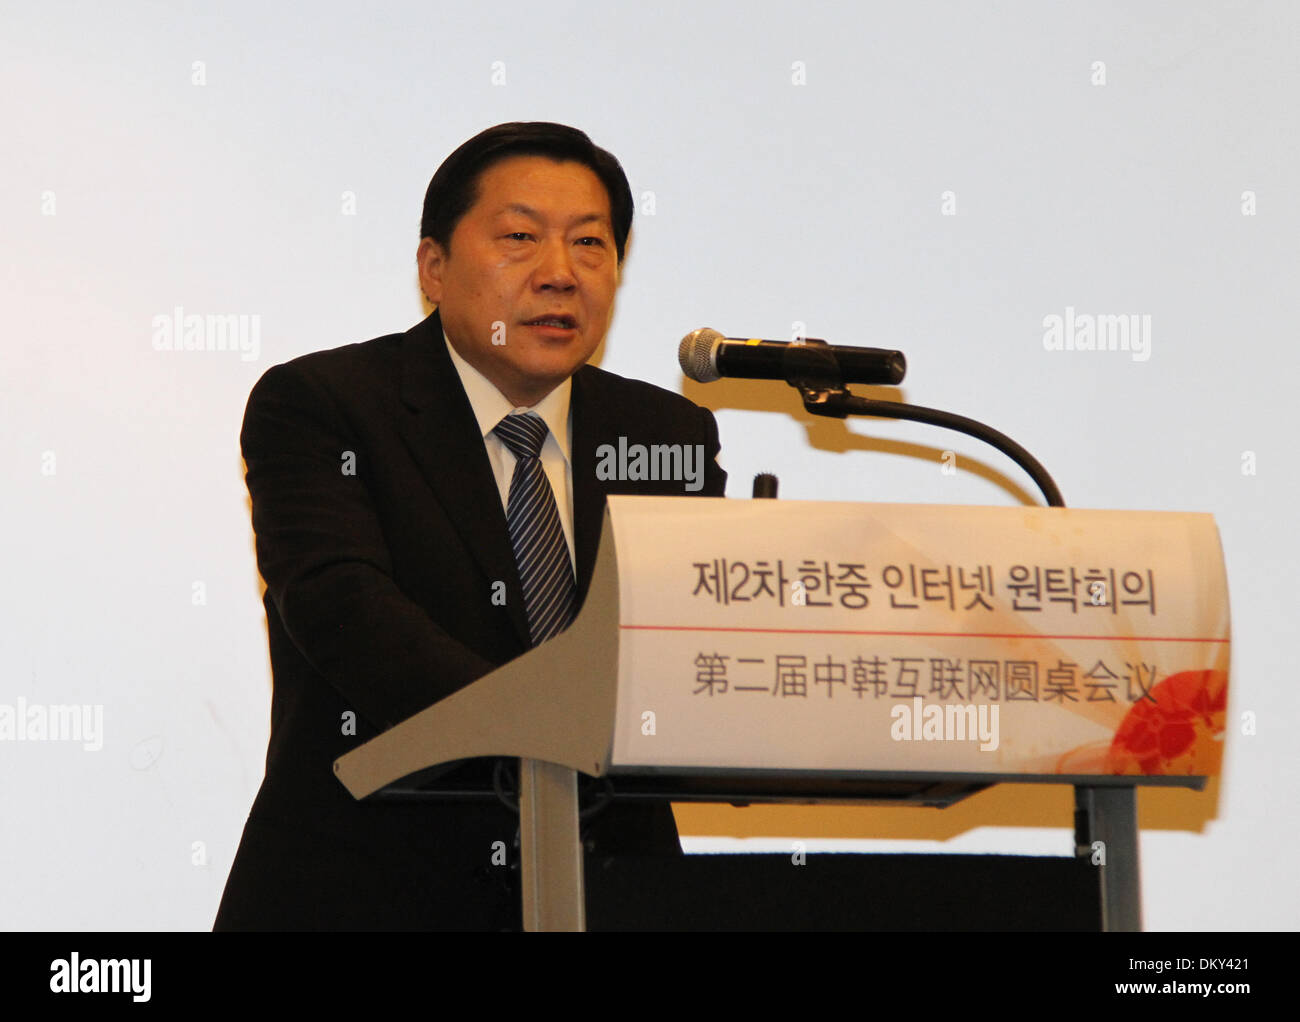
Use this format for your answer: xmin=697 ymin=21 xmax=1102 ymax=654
xmin=214 ymin=123 xmax=726 ymax=930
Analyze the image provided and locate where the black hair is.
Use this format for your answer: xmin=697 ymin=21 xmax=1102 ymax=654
xmin=419 ymin=121 xmax=633 ymax=263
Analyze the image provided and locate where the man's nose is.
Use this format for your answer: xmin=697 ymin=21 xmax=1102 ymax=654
xmin=533 ymin=238 xmax=577 ymax=290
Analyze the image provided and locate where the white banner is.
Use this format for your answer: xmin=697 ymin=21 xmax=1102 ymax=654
xmin=607 ymin=497 xmax=1230 ymax=777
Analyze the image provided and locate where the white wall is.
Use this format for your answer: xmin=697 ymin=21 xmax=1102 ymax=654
xmin=2 ymin=0 xmax=1295 ymax=930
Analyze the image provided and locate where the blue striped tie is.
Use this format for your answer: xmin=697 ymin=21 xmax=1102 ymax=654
xmin=493 ymin=413 xmax=577 ymax=646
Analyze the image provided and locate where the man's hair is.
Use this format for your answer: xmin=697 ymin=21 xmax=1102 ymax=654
xmin=420 ymin=122 xmax=634 ymax=263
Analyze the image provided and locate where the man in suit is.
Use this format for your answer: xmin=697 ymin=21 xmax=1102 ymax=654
xmin=214 ymin=122 xmax=726 ymax=930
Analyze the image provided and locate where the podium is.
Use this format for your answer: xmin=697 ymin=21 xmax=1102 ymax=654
xmin=336 ymin=497 xmax=1229 ymax=931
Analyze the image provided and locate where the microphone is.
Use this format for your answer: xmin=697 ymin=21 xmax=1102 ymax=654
xmin=678 ymin=328 xmax=906 ymax=385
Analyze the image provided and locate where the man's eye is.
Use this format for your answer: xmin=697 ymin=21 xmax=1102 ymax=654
xmin=576 ymin=237 xmax=605 ymax=247
xmin=504 ymin=232 xmax=533 ymax=241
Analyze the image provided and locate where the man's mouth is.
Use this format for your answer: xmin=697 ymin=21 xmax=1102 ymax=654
xmin=523 ymin=315 xmax=577 ymax=330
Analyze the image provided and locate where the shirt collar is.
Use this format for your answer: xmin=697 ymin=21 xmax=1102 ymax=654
xmin=443 ymin=329 xmax=572 ymax=461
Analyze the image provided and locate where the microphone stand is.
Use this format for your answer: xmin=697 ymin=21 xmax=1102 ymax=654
xmin=781 ymin=340 xmax=1065 ymax=508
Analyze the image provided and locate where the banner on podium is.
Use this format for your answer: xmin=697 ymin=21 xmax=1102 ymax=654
xmin=607 ymin=497 xmax=1229 ymax=778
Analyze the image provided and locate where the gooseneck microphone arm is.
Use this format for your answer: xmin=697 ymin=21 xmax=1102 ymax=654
xmin=808 ymin=390 xmax=1066 ymax=508
xmin=780 ymin=339 xmax=1065 ymax=508
xmin=681 ymin=331 xmax=1066 ymax=508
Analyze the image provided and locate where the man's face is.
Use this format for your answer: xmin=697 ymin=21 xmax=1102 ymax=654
xmin=417 ymin=155 xmax=621 ymax=408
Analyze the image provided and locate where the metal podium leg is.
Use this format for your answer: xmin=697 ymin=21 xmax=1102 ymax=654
xmin=1074 ymin=785 xmax=1141 ymax=932
xmin=519 ymin=758 xmax=585 ymax=932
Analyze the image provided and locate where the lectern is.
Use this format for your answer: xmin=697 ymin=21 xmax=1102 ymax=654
xmin=336 ymin=496 xmax=1229 ymax=931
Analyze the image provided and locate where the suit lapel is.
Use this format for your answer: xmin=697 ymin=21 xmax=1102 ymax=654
xmin=396 ymin=312 xmax=532 ymax=647
xmin=571 ymin=367 xmax=609 ymax=604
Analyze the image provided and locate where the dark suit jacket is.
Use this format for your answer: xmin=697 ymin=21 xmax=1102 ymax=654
xmin=214 ymin=310 xmax=726 ymax=930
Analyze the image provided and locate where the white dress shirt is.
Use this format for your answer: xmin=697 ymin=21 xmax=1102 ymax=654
xmin=442 ymin=331 xmax=576 ymax=572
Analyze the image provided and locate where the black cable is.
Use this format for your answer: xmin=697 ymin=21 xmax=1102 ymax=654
xmin=492 ymin=757 xmax=615 ymax=823
xmin=491 ymin=758 xmax=518 ymax=814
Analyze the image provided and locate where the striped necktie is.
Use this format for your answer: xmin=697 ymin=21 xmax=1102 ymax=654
xmin=493 ymin=412 xmax=577 ymax=646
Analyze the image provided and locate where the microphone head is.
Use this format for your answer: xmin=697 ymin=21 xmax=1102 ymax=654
xmin=678 ymin=327 xmax=725 ymax=382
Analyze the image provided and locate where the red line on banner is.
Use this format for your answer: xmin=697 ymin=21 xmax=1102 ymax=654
xmin=619 ymin=625 xmax=1229 ymax=643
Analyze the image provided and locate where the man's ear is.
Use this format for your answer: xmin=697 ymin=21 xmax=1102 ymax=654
xmin=416 ymin=237 xmax=446 ymax=305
